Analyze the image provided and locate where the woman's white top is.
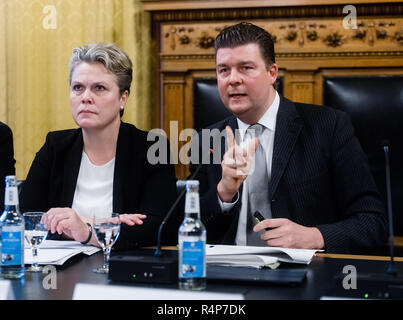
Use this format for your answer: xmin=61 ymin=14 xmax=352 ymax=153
xmin=72 ymin=152 xmax=115 ymax=219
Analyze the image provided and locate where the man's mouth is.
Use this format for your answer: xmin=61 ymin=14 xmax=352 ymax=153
xmin=229 ymin=93 xmax=247 ymax=98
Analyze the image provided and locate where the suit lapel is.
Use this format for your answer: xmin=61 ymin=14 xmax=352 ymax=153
xmin=269 ymin=96 xmax=303 ymax=198
xmin=113 ymin=122 xmax=132 ymax=213
xmin=113 ymin=122 xmax=143 ymax=213
xmin=61 ymin=130 xmax=83 ymax=207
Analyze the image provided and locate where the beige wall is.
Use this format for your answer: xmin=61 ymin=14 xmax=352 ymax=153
xmin=0 ymin=0 xmax=154 ymax=179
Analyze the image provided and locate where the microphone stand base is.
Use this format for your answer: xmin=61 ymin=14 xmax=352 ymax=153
xmin=109 ymin=249 xmax=178 ymax=284
xmin=333 ymin=272 xmax=403 ymax=299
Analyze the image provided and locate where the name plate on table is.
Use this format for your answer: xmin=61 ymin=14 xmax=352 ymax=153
xmin=0 ymin=281 xmax=14 ymax=300
xmin=73 ymin=283 xmax=244 ymax=300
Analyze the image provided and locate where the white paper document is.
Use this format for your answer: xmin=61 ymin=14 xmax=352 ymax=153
xmin=24 ymin=240 xmax=101 ymax=265
xmin=206 ymin=253 xmax=280 ymax=269
xmin=206 ymin=244 xmax=321 ymax=268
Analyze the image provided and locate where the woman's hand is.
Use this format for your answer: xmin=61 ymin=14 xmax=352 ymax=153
xmin=42 ymin=207 xmax=89 ymax=243
xmin=41 ymin=209 xmax=148 ymax=244
xmin=119 ymin=214 xmax=147 ymax=226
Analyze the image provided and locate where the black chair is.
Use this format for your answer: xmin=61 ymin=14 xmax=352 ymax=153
xmin=193 ymin=77 xmax=283 ymax=132
xmin=323 ymin=76 xmax=403 ymax=236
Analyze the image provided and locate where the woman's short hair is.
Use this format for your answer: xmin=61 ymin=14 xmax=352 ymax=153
xmin=214 ymin=22 xmax=276 ymax=68
xmin=69 ymin=43 xmax=133 ymax=96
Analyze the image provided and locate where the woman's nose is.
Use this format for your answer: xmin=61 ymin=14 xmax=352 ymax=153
xmin=81 ymin=89 xmax=93 ymax=104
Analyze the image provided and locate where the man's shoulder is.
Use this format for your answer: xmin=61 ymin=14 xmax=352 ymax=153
xmin=279 ymin=96 xmax=351 ymax=138
xmin=0 ymin=122 xmax=13 ymax=136
xmin=202 ymin=116 xmax=235 ymax=131
xmin=289 ymin=98 xmax=345 ymax=124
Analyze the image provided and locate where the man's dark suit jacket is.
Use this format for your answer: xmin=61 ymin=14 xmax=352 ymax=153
xmin=0 ymin=122 xmax=16 ymax=213
xmin=20 ymin=122 xmax=178 ymax=249
xmin=190 ymin=95 xmax=387 ymax=254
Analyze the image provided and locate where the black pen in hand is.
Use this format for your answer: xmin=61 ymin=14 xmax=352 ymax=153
xmin=253 ymin=211 xmax=273 ymax=231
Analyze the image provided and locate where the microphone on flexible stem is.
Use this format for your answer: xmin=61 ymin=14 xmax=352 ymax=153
xmin=332 ymin=139 xmax=403 ymax=299
xmin=154 ymin=150 xmax=209 ymax=256
xmin=382 ymin=140 xmax=397 ymax=276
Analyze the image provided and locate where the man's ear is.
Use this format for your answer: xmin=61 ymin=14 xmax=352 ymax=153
xmin=268 ymin=63 xmax=278 ymax=86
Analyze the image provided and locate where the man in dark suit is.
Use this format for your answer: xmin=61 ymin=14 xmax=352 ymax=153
xmin=190 ymin=22 xmax=387 ymax=254
xmin=0 ymin=122 xmax=16 ymax=212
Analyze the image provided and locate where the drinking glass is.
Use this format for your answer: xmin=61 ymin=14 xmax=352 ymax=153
xmin=23 ymin=212 xmax=48 ymax=272
xmin=92 ymin=213 xmax=120 ymax=274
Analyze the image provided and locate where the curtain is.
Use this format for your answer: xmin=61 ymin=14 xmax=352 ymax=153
xmin=0 ymin=0 xmax=154 ymax=179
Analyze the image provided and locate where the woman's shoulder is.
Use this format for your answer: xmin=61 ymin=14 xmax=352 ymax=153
xmin=42 ymin=128 xmax=83 ymax=153
xmin=46 ymin=128 xmax=81 ymax=141
xmin=119 ymin=121 xmax=156 ymax=144
xmin=120 ymin=121 xmax=148 ymax=136
xmin=119 ymin=121 xmax=170 ymax=153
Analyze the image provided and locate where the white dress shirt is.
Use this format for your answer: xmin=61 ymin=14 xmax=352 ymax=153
xmin=217 ymin=91 xmax=280 ymax=245
xmin=72 ymin=152 xmax=115 ymax=219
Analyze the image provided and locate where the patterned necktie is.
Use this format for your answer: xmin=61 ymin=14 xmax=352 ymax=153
xmin=246 ymin=124 xmax=271 ymax=246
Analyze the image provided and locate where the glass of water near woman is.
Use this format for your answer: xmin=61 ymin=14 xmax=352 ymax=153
xmin=92 ymin=212 xmax=121 ymax=274
xmin=23 ymin=212 xmax=48 ymax=272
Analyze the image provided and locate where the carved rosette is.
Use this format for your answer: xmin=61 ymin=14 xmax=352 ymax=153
xmin=161 ymin=18 xmax=403 ymax=57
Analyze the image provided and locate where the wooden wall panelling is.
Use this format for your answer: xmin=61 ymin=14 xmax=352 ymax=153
xmin=163 ymin=72 xmax=185 ymax=178
xmin=144 ymin=1 xmax=403 ymax=178
xmin=283 ymin=71 xmax=315 ymax=104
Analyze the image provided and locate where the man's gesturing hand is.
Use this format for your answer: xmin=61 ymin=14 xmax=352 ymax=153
xmin=217 ymin=126 xmax=258 ymax=203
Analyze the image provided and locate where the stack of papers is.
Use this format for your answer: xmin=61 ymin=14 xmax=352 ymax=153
xmin=206 ymin=245 xmax=321 ymax=268
xmin=25 ymin=240 xmax=101 ymax=266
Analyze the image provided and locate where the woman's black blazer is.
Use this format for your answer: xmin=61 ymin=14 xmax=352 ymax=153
xmin=20 ymin=122 xmax=178 ymax=249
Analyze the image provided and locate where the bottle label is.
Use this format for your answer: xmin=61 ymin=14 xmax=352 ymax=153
xmin=185 ymin=192 xmax=200 ymax=214
xmin=1 ymin=231 xmax=23 ymax=266
xmin=180 ymin=240 xmax=204 ymax=278
xmin=4 ymin=187 xmax=18 ymax=206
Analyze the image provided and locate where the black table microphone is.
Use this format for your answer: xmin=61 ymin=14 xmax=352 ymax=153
xmin=381 ymin=140 xmax=397 ymax=275
xmin=332 ymin=139 xmax=403 ymax=299
xmin=109 ymin=148 xmax=213 ymax=284
xmin=154 ymin=150 xmax=210 ymax=256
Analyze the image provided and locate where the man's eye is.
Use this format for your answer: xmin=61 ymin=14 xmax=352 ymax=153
xmin=95 ymin=85 xmax=105 ymax=91
xmin=218 ymin=68 xmax=228 ymax=74
xmin=73 ymin=85 xmax=82 ymax=91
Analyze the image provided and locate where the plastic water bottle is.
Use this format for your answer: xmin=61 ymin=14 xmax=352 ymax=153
xmin=178 ymin=180 xmax=206 ymax=290
xmin=0 ymin=175 xmax=25 ymax=279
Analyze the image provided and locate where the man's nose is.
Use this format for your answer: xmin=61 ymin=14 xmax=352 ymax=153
xmin=229 ymin=69 xmax=242 ymax=85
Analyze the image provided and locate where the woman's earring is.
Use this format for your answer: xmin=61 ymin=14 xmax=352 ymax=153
xmin=120 ymin=105 xmax=124 ymax=110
